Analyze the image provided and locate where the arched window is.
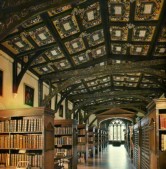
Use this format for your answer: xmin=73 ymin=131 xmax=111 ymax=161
xmin=109 ymin=119 xmax=126 ymax=141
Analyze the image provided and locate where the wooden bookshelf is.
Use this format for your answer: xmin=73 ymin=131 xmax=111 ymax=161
xmin=88 ymin=126 xmax=96 ymax=158
xmin=140 ymin=117 xmax=153 ymax=169
xmin=0 ymin=107 xmax=54 ymax=169
xmin=94 ymin=127 xmax=99 ymax=155
xmin=98 ymin=129 xmax=102 ymax=152
xmin=133 ymin=122 xmax=140 ymax=169
xmin=54 ymin=119 xmax=77 ymax=169
xmin=147 ymin=98 xmax=166 ymax=169
xmin=102 ymin=129 xmax=108 ymax=148
xmin=132 ymin=98 xmax=166 ymax=169
xmin=77 ymin=124 xmax=88 ymax=164
xmin=97 ymin=129 xmax=107 ymax=152
xmin=129 ymin=126 xmax=134 ymax=161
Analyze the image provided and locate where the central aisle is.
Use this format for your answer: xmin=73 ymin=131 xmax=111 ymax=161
xmin=78 ymin=144 xmax=134 ymax=169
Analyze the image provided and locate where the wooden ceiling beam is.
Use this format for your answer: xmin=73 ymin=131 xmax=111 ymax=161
xmin=68 ymin=90 xmax=157 ymax=100
xmin=0 ymin=0 xmax=80 ymax=41
xmin=40 ymin=12 xmax=75 ymax=67
xmin=147 ymin=0 xmax=166 ymax=58
xmin=73 ymin=96 xmax=150 ymax=111
xmin=84 ymin=103 xmax=145 ymax=112
xmin=99 ymin=0 xmax=111 ymax=58
xmin=40 ymin=59 xmax=166 ymax=80
xmin=55 ymin=83 xmax=80 ymax=112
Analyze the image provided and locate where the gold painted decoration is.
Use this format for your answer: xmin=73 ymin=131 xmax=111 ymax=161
xmin=53 ymin=14 xmax=80 ymax=38
xmin=111 ymin=43 xmax=127 ymax=54
xmin=87 ymin=76 xmax=111 ymax=88
xmin=29 ymin=26 xmax=55 ymax=46
xmin=130 ymin=45 xmax=149 ymax=55
xmin=54 ymin=59 xmax=71 ymax=70
xmin=132 ymin=26 xmax=155 ymax=41
xmin=2 ymin=34 xmax=34 ymax=54
xmin=31 ymin=56 xmax=46 ymax=66
xmin=154 ymin=45 xmax=166 ymax=56
xmin=80 ymin=3 xmax=102 ymax=29
xmin=87 ymin=29 xmax=104 ymax=47
xmin=45 ymin=47 xmax=64 ymax=60
xmin=114 ymin=81 xmax=124 ymax=86
xmin=33 ymin=64 xmax=54 ymax=75
xmin=84 ymin=77 xmax=96 ymax=81
xmin=48 ymin=5 xmax=72 ymax=16
xmin=140 ymin=83 xmax=159 ymax=88
xmin=125 ymin=83 xmax=137 ymax=87
xmin=91 ymin=45 xmax=106 ymax=58
xmin=113 ymin=76 xmax=125 ymax=81
xmin=108 ymin=0 xmax=130 ymax=22
xmin=126 ymin=76 xmax=139 ymax=82
xmin=72 ymin=52 xmax=90 ymax=65
xmin=65 ymin=37 xmax=85 ymax=54
xmin=95 ymin=62 xmax=107 ymax=67
xmin=127 ymin=73 xmax=141 ymax=76
xmin=135 ymin=0 xmax=164 ymax=21
xmin=158 ymin=26 xmax=166 ymax=42
xmin=22 ymin=15 xmax=42 ymax=28
xmin=110 ymin=26 xmax=128 ymax=41
xmin=112 ymin=60 xmax=127 ymax=64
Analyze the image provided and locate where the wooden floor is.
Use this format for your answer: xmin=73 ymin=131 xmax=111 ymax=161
xmin=78 ymin=144 xmax=134 ymax=169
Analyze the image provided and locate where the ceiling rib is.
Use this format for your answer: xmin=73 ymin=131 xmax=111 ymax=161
xmin=40 ymin=12 xmax=75 ymax=67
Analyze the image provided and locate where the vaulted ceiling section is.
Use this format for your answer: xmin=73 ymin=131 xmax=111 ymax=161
xmin=0 ymin=0 xmax=166 ymax=118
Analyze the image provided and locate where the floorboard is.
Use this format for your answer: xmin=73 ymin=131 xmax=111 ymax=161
xmin=78 ymin=144 xmax=134 ymax=169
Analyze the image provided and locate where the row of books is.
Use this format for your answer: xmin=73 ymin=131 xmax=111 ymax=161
xmin=0 ymin=153 xmax=8 ymax=165
xmin=88 ymin=132 xmax=94 ymax=136
xmin=54 ymin=148 xmax=72 ymax=157
xmin=0 ymin=153 xmax=42 ymax=167
xmin=161 ymin=134 xmax=166 ymax=151
xmin=54 ymin=127 xmax=72 ymax=135
xmin=0 ymin=118 xmax=42 ymax=132
xmin=54 ymin=136 xmax=72 ymax=145
xmin=0 ymin=134 xmax=42 ymax=149
xmin=88 ymin=144 xmax=94 ymax=149
xmin=78 ymin=137 xmax=86 ymax=143
xmin=160 ymin=114 xmax=166 ymax=129
xmin=88 ymin=137 xmax=94 ymax=142
xmin=77 ymin=145 xmax=86 ymax=152
xmin=78 ymin=129 xmax=86 ymax=135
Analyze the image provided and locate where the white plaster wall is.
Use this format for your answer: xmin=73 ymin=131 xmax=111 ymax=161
xmin=0 ymin=50 xmax=77 ymax=121
xmin=88 ymin=114 xmax=97 ymax=126
xmin=0 ymin=51 xmax=39 ymax=109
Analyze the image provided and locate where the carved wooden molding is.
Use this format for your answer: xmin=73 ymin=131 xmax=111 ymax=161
xmin=69 ymin=90 xmax=154 ymax=100
xmin=41 ymin=59 xmax=166 ymax=80
xmin=0 ymin=0 xmax=78 ymax=41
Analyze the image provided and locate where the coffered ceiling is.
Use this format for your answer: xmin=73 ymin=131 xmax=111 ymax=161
xmin=0 ymin=0 xmax=166 ymax=116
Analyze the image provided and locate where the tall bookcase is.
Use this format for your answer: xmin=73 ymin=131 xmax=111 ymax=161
xmin=98 ymin=129 xmax=101 ymax=152
xmin=147 ymin=98 xmax=166 ymax=169
xmin=102 ymin=129 xmax=108 ymax=148
xmin=94 ymin=127 xmax=99 ymax=155
xmin=77 ymin=124 xmax=88 ymax=163
xmin=54 ymin=119 xmax=77 ymax=169
xmin=133 ymin=98 xmax=166 ymax=169
xmin=0 ymin=107 xmax=54 ymax=169
xmin=88 ymin=126 xmax=96 ymax=158
xmin=133 ymin=122 xmax=140 ymax=169
xmin=140 ymin=117 xmax=152 ymax=169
